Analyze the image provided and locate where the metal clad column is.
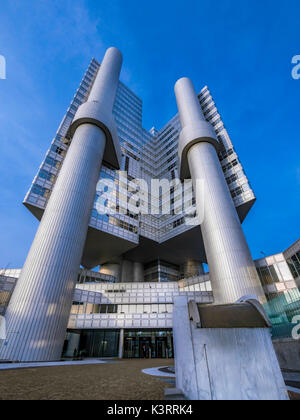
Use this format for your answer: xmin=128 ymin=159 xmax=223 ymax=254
xmin=175 ymin=78 xmax=265 ymax=304
xmin=0 ymin=47 xmax=123 ymax=362
xmin=182 ymin=260 xmax=204 ymax=279
xmin=99 ymin=262 xmax=121 ymax=282
xmin=133 ymin=262 xmax=144 ymax=283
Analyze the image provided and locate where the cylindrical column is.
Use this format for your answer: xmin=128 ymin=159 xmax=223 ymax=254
xmin=182 ymin=260 xmax=204 ymax=279
xmin=99 ymin=262 xmax=121 ymax=282
xmin=121 ymin=260 xmax=133 ymax=283
xmin=175 ymin=78 xmax=205 ymax=128
xmin=0 ymin=47 xmax=123 ymax=362
xmin=133 ymin=262 xmax=144 ymax=283
xmin=118 ymin=328 xmax=124 ymax=359
xmin=175 ymin=78 xmax=265 ymax=305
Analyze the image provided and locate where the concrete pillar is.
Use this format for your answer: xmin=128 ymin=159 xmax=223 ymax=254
xmin=133 ymin=262 xmax=144 ymax=283
xmin=118 ymin=328 xmax=124 ymax=359
xmin=182 ymin=259 xmax=204 ymax=278
xmin=121 ymin=260 xmax=133 ymax=283
xmin=0 ymin=48 xmax=123 ymax=362
xmin=99 ymin=262 xmax=121 ymax=282
xmin=175 ymin=78 xmax=265 ymax=305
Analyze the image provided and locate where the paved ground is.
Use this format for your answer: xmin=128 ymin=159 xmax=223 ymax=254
xmin=0 ymin=359 xmax=174 ymax=400
xmin=0 ymin=359 xmax=108 ymax=371
xmin=0 ymin=359 xmax=298 ymax=400
xmin=288 ymin=388 xmax=300 ymax=400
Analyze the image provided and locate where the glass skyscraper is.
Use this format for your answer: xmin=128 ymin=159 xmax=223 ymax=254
xmin=1 ymin=48 xmax=298 ymax=363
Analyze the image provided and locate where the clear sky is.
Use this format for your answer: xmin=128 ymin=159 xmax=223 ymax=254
xmin=0 ymin=0 xmax=299 ymax=269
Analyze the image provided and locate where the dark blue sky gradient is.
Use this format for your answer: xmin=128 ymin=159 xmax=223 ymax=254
xmin=0 ymin=0 xmax=299 ymax=268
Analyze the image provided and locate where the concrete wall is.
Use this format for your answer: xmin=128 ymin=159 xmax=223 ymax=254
xmin=173 ymin=296 xmax=289 ymax=400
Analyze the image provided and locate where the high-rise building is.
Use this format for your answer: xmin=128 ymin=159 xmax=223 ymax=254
xmin=0 ymin=48 xmax=270 ymax=362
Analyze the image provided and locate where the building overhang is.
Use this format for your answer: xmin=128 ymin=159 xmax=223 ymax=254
xmin=124 ymin=225 xmax=207 ymax=265
xmin=81 ymin=226 xmax=138 ymax=269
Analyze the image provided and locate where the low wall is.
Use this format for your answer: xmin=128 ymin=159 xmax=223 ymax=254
xmin=173 ymin=296 xmax=288 ymax=400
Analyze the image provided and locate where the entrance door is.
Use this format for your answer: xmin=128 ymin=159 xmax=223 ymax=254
xmin=124 ymin=337 xmax=139 ymax=358
xmin=139 ymin=337 xmax=151 ymax=358
xmin=156 ymin=337 xmax=168 ymax=358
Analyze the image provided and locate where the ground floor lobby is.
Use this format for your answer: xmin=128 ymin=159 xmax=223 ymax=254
xmin=63 ymin=329 xmax=174 ymax=359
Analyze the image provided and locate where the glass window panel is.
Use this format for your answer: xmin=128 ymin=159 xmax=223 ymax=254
xmin=270 ymin=265 xmax=281 ymax=282
xmin=292 ymin=255 xmax=300 ymax=274
xmin=278 ymin=261 xmax=293 ymax=281
xmin=166 ymin=304 xmax=173 ymax=313
xmin=93 ymin=304 xmax=100 ymax=314
xmin=136 ymin=305 xmax=143 ymax=314
xmin=159 ymin=304 xmax=166 ymax=313
xmin=286 ymin=259 xmax=299 ymax=279
xmin=260 ymin=267 xmax=273 ymax=285
xmin=152 ymin=304 xmax=158 ymax=313
xmin=129 ymin=305 xmax=136 ymax=314
xmin=205 ymin=281 xmax=212 ymax=292
xmin=86 ymin=303 xmax=94 ymax=314
xmin=121 ymin=305 xmax=129 ymax=313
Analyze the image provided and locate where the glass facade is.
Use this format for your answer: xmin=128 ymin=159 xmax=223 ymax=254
xmin=62 ymin=328 xmax=174 ymax=359
xmin=23 ymin=59 xmax=257 ymax=282
xmin=124 ymin=329 xmax=173 ymax=359
xmin=0 ymin=275 xmax=17 ymax=315
xmin=5 ymin=54 xmax=298 ymax=360
xmin=255 ymin=244 xmax=300 ymax=338
xmin=64 ymin=329 xmax=120 ymax=358
xmin=2 ymin=239 xmax=300 ymax=357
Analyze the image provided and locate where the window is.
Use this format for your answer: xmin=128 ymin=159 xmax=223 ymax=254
xmin=292 ymin=255 xmax=300 ymax=274
xmin=231 ymin=186 xmax=243 ymax=198
xmin=31 ymin=184 xmax=51 ymax=198
xmin=51 ymin=145 xmax=66 ymax=157
xmin=226 ymin=173 xmax=238 ymax=185
xmin=100 ymin=304 xmax=118 ymax=314
xmin=286 ymin=258 xmax=299 ymax=279
xmin=39 ymin=170 xmax=55 ymax=183
xmin=269 ymin=265 xmax=280 ymax=282
xmin=45 ymin=156 xmax=61 ymax=169
xmin=257 ymin=266 xmax=273 ymax=286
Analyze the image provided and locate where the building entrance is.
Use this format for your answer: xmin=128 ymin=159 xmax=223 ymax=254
xmin=123 ymin=329 xmax=173 ymax=358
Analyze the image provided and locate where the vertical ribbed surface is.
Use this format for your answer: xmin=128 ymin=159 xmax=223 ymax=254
xmin=175 ymin=77 xmax=205 ymax=128
xmin=183 ymin=260 xmax=204 ymax=278
xmin=99 ymin=263 xmax=121 ymax=282
xmin=133 ymin=262 xmax=144 ymax=283
xmin=0 ymin=47 xmax=123 ymax=361
xmin=88 ymin=47 xmax=122 ymax=109
xmin=121 ymin=260 xmax=133 ymax=283
xmin=0 ymin=124 xmax=106 ymax=361
xmin=175 ymin=76 xmax=265 ymax=305
xmin=188 ymin=142 xmax=265 ymax=304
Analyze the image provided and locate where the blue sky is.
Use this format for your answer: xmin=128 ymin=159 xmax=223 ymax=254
xmin=0 ymin=0 xmax=299 ymax=268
